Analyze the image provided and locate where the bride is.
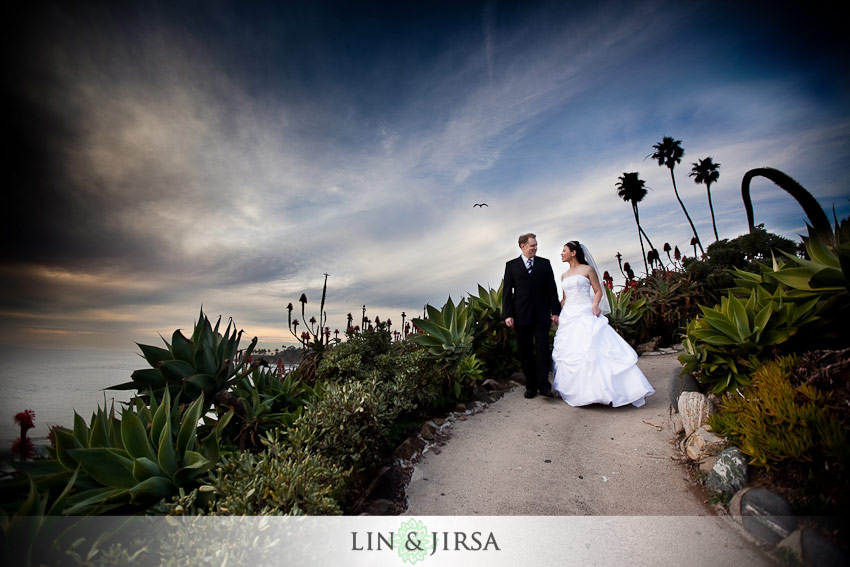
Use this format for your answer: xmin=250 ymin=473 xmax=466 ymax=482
xmin=551 ymin=241 xmax=655 ymax=407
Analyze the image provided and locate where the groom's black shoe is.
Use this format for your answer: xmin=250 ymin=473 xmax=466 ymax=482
xmin=539 ymin=389 xmax=556 ymax=398
xmin=524 ymin=390 xmax=537 ymax=399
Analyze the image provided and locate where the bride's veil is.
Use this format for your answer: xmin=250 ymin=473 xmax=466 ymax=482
xmin=580 ymin=243 xmax=611 ymax=315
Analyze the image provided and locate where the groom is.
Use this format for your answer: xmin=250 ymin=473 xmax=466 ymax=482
xmin=502 ymin=233 xmax=561 ymax=398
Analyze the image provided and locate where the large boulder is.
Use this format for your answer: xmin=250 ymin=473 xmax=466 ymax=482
xmin=669 ymin=368 xmax=701 ymax=412
xmin=740 ymin=487 xmax=797 ymax=545
xmin=705 ymin=447 xmax=748 ymax=496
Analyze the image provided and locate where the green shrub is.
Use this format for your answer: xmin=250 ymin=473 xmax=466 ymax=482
xmin=709 ymin=357 xmax=848 ymax=471
xmin=684 ymin=226 xmax=797 ymax=304
xmin=294 ymin=376 xmax=395 ymax=473
xmin=204 ymin=429 xmax=347 ymax=516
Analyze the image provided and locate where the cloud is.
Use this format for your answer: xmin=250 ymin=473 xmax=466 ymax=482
xmin=3 ymin=0 xmax=848 ymax=350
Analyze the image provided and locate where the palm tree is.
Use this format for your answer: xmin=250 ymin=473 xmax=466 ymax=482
xmin=616 ymin=172 xmax=651 ymax=275
xmin=689 ymin=157 xmax=721 ymax=241
xmin=649 ymin=136 xmax=705 ymax=255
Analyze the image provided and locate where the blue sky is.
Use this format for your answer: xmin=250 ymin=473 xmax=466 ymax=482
xmin=2 ymin=0 xmax=848 ymax=350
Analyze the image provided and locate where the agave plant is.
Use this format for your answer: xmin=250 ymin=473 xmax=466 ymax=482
xmin=679 ymin=287 xmax=821 ymax=394
xmin=223 ymin=366 xmax=315 ymax=451
xmin=467 ymin=282 xmax=518 ymax=377
xmin=604 ymin=287 xmax=647 ymax=343
xmin=110 ymin=308 xmax=257 ymax=407
xmin=29 ymin=390 xmax=234 ymax=515
xmin=728 ymin=214 xmax=849 ymax=345
xmin=410 ymin=296 xmax=474 ymax=372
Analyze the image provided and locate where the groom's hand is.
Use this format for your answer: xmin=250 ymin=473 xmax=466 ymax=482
xmin=505 ymin=317 xmax=514 ymax=328
xmin=551 ymin=315 xmax=559 ymax=325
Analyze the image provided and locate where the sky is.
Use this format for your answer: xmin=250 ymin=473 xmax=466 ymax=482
xmin=2 ymin=0 xmax=849 ymax=352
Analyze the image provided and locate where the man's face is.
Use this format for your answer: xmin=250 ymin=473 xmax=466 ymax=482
xmin=520 ymin=237 xmax=538 ymax=258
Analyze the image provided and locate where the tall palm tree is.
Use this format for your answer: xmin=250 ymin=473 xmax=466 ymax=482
xmin=689 ymin=157 xmax=721 ymax=241
xmin=616 ymin=172 xmax=651 ymax=275
xmin=649 ymin=136 xmax=705 ymax=255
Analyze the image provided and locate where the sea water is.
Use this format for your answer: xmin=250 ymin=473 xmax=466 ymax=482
xmin=0 ymin=345 xmax=141 ymax=447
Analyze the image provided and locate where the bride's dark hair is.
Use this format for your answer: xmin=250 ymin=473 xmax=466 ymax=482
xmin=565 ymin=241 xmax=588 ymax=265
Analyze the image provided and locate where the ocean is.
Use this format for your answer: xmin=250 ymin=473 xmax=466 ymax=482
xmin=0 ymin=345 xmax=141 ymax=447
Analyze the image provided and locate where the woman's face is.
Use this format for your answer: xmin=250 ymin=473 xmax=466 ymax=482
xmin=561 ymin=244 xmax=576 ymax=263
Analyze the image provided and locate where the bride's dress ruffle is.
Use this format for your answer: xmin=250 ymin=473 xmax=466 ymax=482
xmin=552 ymin=276 xmax=655 ymax=407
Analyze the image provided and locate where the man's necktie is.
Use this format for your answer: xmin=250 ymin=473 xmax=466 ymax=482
xmin=526 ymin=258 xmax=533 ymax=273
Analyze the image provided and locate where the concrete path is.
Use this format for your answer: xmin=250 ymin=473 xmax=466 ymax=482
xmin=405 ymin=352 xmax=779 ymax=566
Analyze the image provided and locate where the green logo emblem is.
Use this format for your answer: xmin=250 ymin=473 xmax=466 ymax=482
xmin=395 ymin=518 xmax=431 ymax=564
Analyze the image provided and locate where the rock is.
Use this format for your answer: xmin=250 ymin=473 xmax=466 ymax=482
xmin=678 ymin=391 xmax=710 ymax=437
xmin=705 ymin=447 xmax=748 ymax=496
xmin=636 ymin=336 xmax=661 ymax=354
xmin=672 ymin=343 xmax=685 ymax=351
xmin=358 ymin=499 xmax=396 ymax=515
xmin=776 ymin=529 xmax=803 ymax=564
xmin=728 ymin=487 xmax=752 ymax=522
xmin=683 ymin=426 xmax=727 ymax=462
xmin=432 ymin=417 xmax=446 ymax=427
xmin=471 ymin=385 xmax=492 ymax=403
xmin=489 ymin=390 xmax=506 ymax=401
xmin=393 ymin=436 xmax=427 ymax=461
xmin=455 ymin=403 xmax=467 ymax=413
xmin=670 ymin=408 xmax=684 ymax=435
xmin=705 ymin=393 xmax=720 ymax=416
xmin=698 ymin=455 xmax=718 ymax=474
xmin=740 ymin=487 xmax=797 ymax=545
xmin=801 ymin=527 xmax=850 ymax=567
xmin=420 ymin=422 xmax=436 ymax=441
xmin=482 ymin=378 xmax=503 ymax=391
xmin=669 ymin=368 xmax=701 ymax=412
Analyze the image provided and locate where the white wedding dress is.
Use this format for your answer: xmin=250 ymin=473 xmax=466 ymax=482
xmin=552 ymin=275 xmax=655 ymax=407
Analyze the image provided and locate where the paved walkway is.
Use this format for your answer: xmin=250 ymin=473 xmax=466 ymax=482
xmin=405 ymin=353 xmax=778 ymax=566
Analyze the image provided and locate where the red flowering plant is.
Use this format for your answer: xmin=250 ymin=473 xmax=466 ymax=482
xmin=12 ymin=409 xmax=36 ymax=460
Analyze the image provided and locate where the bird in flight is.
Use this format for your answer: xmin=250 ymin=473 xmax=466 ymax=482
xmin=473 ymin=203 xmax=488 ymax=207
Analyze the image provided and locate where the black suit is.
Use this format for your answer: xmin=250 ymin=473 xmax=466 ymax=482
xmin=503 ymin=255 xmax=561 ymax=394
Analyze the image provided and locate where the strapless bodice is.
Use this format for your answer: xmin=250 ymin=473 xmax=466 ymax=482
xmin=561 ymin=275 xmax=592 ymax=305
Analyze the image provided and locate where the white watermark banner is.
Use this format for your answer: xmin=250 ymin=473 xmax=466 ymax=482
xmin=9 ymin=515 xmax=781 ymax=566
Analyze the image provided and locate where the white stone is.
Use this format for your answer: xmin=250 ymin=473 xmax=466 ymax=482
xmin=678 ymin=391 xmax=710 ymax=437
xmin=684 ymin=426 xmax=727 ymax=462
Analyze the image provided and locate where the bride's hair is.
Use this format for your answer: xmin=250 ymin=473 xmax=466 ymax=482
xmin=565 ymin=241 xmax=588 ymax=265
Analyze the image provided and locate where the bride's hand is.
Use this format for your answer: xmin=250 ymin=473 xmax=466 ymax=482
xmin=592 ymin=305 xmax=601 ymax=317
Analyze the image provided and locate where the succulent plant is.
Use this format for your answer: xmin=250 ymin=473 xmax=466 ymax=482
xmin=109 ymin=308 xmax=257 ymax=407
xmin=31 ymin=389 xmax=233 ymax=515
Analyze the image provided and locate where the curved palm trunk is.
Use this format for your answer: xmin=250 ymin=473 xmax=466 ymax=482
xmin=669 ymin=168 xmax=705 ymax=255
xmin=741 ymin=167 xmax=832 ymax=243
xmin=706 ymin=182 xmax=719 ymax=241
xmin=632 ymin=204 xmax=649 ymax=275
